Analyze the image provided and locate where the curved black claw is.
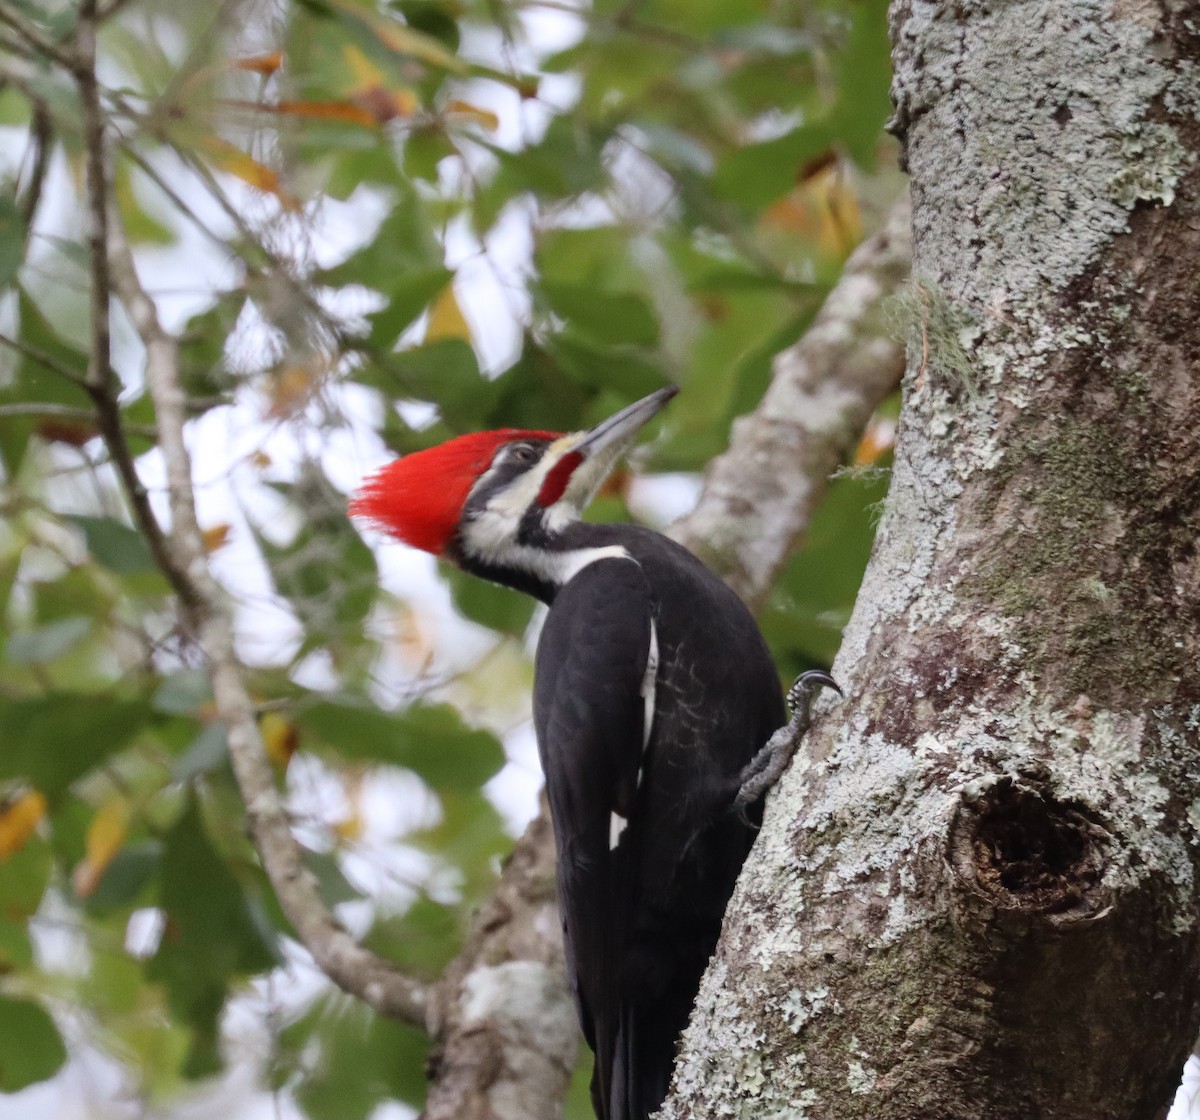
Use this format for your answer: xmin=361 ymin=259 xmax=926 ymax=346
xmin=786 ymin=669 xmax=843 ymax=713
xmin=734 ymin=668 xmax=843 ymax=827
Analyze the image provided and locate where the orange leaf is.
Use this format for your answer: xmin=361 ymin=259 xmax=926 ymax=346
xmin=264 ymin=363 xmax=320 ymax=419
xmin=0 ymin=791 xmax=47 ymax=859
xmin=445 ymin=99 xmax=500 ymax=131
xmin=73 ymin=800 xmax=129 ymax=897
xmin=854 ymin=417 xmax=897 ymax=466
xmin=201 ymin=136 xmax=298 ymax=210
xmin=233 ymin=51 xmax=284 ymax=76
xmin=425 ymin=284 xmax=470 ymax=343
xmin=276 ymin=100 xmax=380 ymax=128
xmin=260 ymin=711 xmax=299 ymax=770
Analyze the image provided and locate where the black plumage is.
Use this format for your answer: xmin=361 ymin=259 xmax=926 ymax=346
xmin=528 ymin=527 xmax=783 ymax=1120
xmin=353 ymin=388 xmax=792 ymax=1120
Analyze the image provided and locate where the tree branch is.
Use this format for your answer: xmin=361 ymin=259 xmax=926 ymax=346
xmin=424 ymin=804 xmax=579 ymax=1120
xmin=671 ymin=196 xmax=911 ymax=611
xmin=72 ymin=1 xmax=430 ymax=1031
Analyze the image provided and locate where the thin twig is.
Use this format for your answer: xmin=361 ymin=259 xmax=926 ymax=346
xmin=74 ymin=0 xmax=114 ymax=394
xmin=0 ymin=7 xmax=74 ymax=70
xmin=0 ymin=401 xmax=157 ymax=438
xmin=0 ymin=331 xmax=88 ymax=387
xmin=19 ymin=102 xmax=52 ymax=236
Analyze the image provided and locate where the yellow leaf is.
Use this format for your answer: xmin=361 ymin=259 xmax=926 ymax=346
xmin=343 ymin=44 xmax=387 ymax=90
xmin=425 ymin=284 xmax=470 ymax=344
xmin=762 ymin=163 xmax=862 ymax=260
xmin=201 ymin=523 xmax=232 ymax=552
xmin=73 ymin=800 xmax=129 ymax=897
xmin=260 ymin=711 xmax=299 ymax=770
xmin=329 ymin=0 xmax=467 ymax=73
xmin=445 ymin=99 xmax=500 ymax=131
xmin=232 ymin=51 xmax=284 ymax=76
xmin=0 ymin=791 xmax=47 ymax=859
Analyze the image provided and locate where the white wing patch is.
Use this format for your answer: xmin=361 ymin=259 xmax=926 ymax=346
xmin=609 ymin=811 xmax=628 ymax=850
xmin=640 ymin=619 xmax=658 ymax=754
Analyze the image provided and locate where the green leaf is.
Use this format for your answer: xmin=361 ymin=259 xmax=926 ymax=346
xmin=153 ymin=669 xmax=214 ymax=716
xmin=87 ymin=840 xmax=163 ymax=915
xmin=306 ymin=850 xmax=363 ymax=908
xmin=0 ymin=837 xmax=52 ymax=919
xmin=0 ymin=918 xmax=33 ymax=972
xmin=0 ymin=996 xmax=68 ymax=1091
xmin=6 ymin=616 xmax=91 ymax=665
xmin=67 ymin=514 xmax=157 ymax=575
xmin=0 ymin=194 xmax=26 ymax=290
xmin=445 ymin=566 xmax=535 ymax=636
xmin=362 ymin=896 xmax=459 ymax=976
xmin=297 ymin=699 xmax=504 ymax=789
xmin=539 ymin=282 xmax=660 ymax=348
xmin=365 ymin=266 xmax=453 ymax=349
xmin=170 ymin=723 xmax=229 ymax=783
xmin=410 ymin=789 xmax=510 ymax=904
xmin=291 ymin=998 xmax=429 ymax=1120
xmin=0 ymin=695 xmax=153 ymax=800
xmin=713 ymin=123 xmax=836 ymax=209
xmin=147 ymin=794 xmax=279 ymax=1077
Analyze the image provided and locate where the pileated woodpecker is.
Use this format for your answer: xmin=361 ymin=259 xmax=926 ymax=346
xmin=351 ymin=387 xmax=835 ymax=1120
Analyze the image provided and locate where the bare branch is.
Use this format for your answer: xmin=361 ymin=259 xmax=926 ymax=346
xmin=671 ymin=196 xmax=912 ymax=611
xmin=73 ymin=0 xmax=114 ymax=395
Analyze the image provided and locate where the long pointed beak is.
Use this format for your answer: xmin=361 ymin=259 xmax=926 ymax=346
xmin=559 ymin=385 xmax=678 ymax=507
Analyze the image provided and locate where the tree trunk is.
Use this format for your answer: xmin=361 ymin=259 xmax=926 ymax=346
xmin=661 ymin=2 xmax=1200 ymax=1117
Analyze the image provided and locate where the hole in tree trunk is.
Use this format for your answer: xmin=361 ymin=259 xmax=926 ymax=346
xmin=951 ymin=777 xmax=1106 ymax=917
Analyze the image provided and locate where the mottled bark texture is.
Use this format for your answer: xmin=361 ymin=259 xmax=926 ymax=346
xmin=423 ymin=804 xmax=578 ymax=1120
xmin=662 ymin=3 xmax=1200 ymax=1119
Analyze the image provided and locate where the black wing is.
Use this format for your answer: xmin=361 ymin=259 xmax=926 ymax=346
xmin=532 ymin=557 xmax=652 ymax=1120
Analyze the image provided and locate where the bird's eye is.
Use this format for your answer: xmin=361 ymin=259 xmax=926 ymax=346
xmin=512 ymin=445 xmax=537 ymax=464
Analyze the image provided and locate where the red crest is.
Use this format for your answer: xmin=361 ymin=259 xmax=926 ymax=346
xmin=349 ymin=429 xmax=561 ymax=554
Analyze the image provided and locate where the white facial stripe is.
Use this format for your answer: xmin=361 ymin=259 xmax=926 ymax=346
xmin=486 ymin=434 xmax=581 ymax=515
xmin=459 ymin=508 xmax=634 ymax=586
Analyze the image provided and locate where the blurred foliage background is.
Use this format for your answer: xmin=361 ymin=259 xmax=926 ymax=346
xmin=0 ymin=0 xmax=900 ymax=1115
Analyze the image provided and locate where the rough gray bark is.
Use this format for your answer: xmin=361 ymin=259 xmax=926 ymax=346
xmin=661 ymin=2 xmax=1200 ymax=1118
xmin=423 ymin=804 xmax=578 ymax=1120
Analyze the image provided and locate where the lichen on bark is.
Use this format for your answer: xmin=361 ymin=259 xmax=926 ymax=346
xmin=661 ymin=1 xmax=1200 ymax=1117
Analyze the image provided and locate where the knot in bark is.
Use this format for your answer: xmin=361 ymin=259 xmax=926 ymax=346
xmin=950 ymin=777 xmax=1108 ymax=925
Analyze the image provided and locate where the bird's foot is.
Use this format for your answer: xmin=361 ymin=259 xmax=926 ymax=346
xmin=733 ymin=670 xmax=842 ymax=827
